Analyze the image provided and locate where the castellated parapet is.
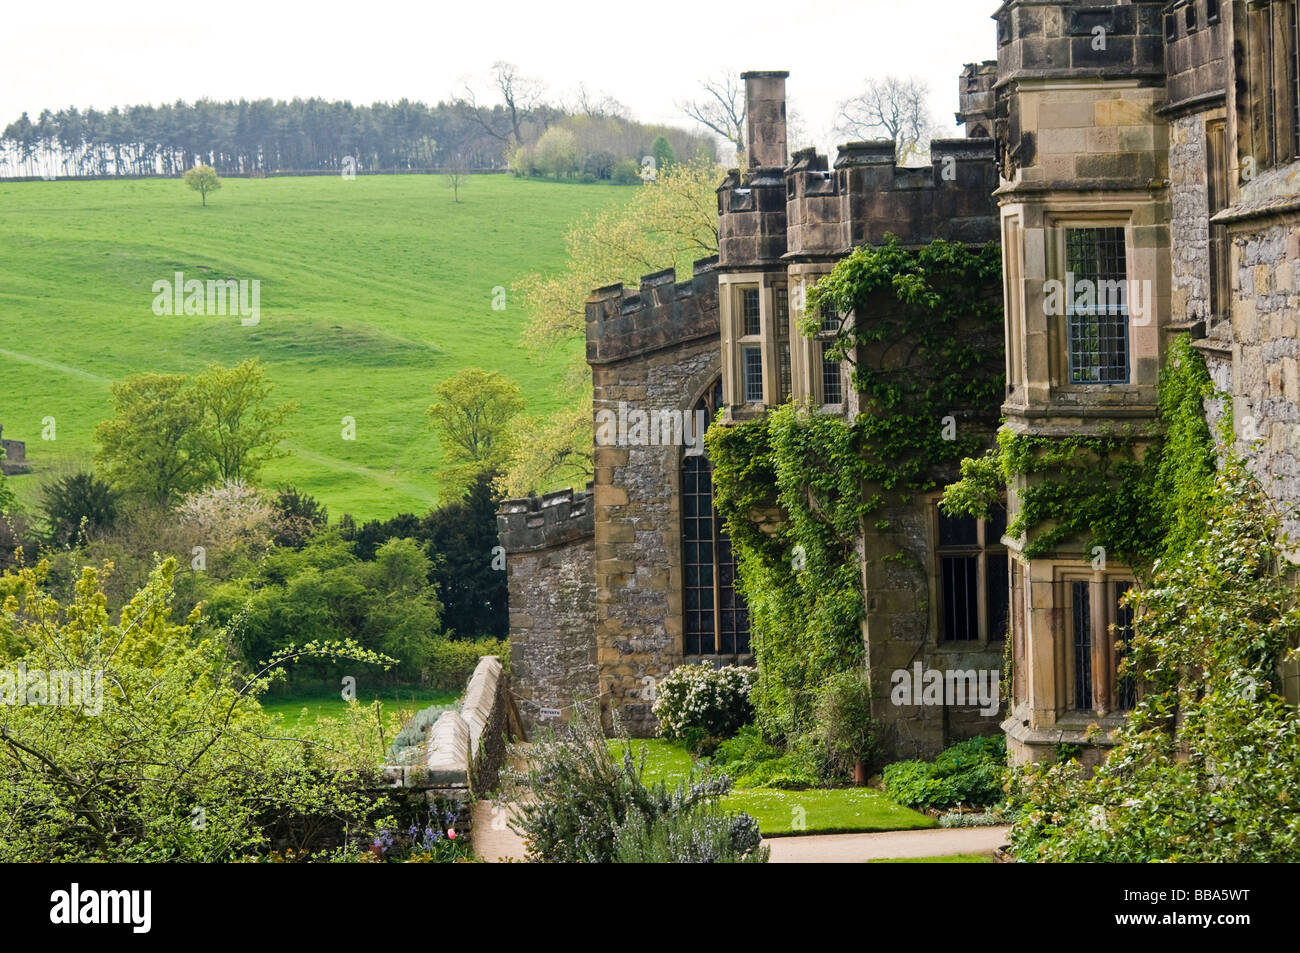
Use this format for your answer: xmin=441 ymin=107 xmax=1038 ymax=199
xmin=993 ymin=0 xmax=1165 ymax=83
xmin=497 ymin=484 xmax=595 ymax=553
xmin=783 ymin=138 xmax=1000 ymax=259
xmin=717 ymin=168 xmax=788 ymax=267
xmin=585 ymin=258 xmax=719 ymax=365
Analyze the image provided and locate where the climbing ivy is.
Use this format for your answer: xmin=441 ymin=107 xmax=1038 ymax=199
xmin=707 ymin=238 xmax=1005 ymax=742
xmin=806 ymin=237 xmax=1005 ymax=501
xmin=708 ymin=405 xmax=866 ymax=743
xmin=942 ymin=335 xmax=1218 ymax=568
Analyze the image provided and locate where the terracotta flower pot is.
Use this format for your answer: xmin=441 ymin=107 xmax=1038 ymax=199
xmin=854 ymin=760 xmax=869 ymax=786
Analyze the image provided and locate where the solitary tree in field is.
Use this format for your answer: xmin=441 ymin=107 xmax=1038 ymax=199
xmin=426 ymin=367 xmax=524 ymax=499
xmin=445 ymin=158 xmax=468 ymax=202
xmin=184 ymin=163 xmax=222 ymax=205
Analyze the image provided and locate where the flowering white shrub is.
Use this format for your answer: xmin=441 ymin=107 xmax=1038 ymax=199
xmin=176 ymin=479 xmax=274 ymax=552
xmin=652 ymin=664 xmax=757 ymax=743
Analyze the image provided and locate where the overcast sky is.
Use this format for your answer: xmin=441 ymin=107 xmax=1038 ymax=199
xmin=2 ymin=0 xmax=1001 ymax=156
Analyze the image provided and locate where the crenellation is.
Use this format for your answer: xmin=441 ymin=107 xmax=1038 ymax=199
xmin=586 ymin=259 xmax=720 ymax=365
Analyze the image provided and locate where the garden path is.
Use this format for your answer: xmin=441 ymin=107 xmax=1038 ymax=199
xmin=764 ymin=825 xmax=1011 ymax=863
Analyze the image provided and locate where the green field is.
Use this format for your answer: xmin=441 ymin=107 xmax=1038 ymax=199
xmin=259 ymin=685 xmax=458 ymax=736
xmin=0 ymin=174 xmax=627 ymax=519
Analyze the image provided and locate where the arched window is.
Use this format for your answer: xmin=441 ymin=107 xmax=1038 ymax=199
xmin=682 ymin=380 xmax=750 ymax=656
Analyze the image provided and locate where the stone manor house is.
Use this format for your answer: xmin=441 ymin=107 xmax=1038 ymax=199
xmin=498 ymin=0 xmax=1300 ymax=763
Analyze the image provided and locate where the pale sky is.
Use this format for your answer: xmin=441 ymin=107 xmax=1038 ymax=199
xmin=2 ymin=0 xmax=1001 ymax=156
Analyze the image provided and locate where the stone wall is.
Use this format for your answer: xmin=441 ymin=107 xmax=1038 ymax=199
xmin=497 ymin=487 xmax=597 ymax=734
xmin=1169 ymin=114 xmax=1212 ymax=328
xmin=861 ymin=499 xmax=1006 ymax=761
xmin=0 ymin=426 xmax=27 ymax=475
xmin=382 ymin=655 xmax=519 ymax=797
xmin=1219 ymin=207 xmax=1300 ymax=544
xmin=592 ymin=338 xmax=722 ymax=736
xmin=587 ymin=264 xmax=724 ymax=736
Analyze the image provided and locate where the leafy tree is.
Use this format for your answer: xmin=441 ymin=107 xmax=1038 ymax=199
xmin=515 ymin=156 xmax=723 ymax=347
xmin=93 ymin=361 xmax=294 ymax=505
xmin=420 ymin=474 xmax=507 ymax=639
xmin=0 ymin=558 xmax=394 ymax=861
xmin=270 ymin=485 xmax=328 ymax=549
xmin=342 ymin=474 xmax=507 ymax=639
xmin=611 ymin=158 xmax=640 ymax=185
xmin=426 ymin=367 xmax=524 ymax=500
xmin=650 ymin=135 xmax=676 ymax=173
xmin=189 ymin=359 xmax=297 ymax=484
xmin=205 ymin=531 xmax=443 ymax=682
xmin=0 ymin=449 xmax=15 ymax=517
xmin=94 ymin=372 xmax=208 ymax=505
xmin=183 ymin=162 xmax=222 ymax=205
xmin=533 ymin=126 xmax=578 ymax=179
xmin=507 ymin=158 xmax=724 ymax=495
xmin=40 ymin=471 xmax=119 ymax=547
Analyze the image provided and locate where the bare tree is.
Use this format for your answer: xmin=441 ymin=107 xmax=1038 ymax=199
xmin=492 ymin=61 xmax=545 ymax=145
xmin=835 ymin=76 xmax=936 ymax=164
xmin=445 ymin=156 xmax=467 ymax=202
xmin=454 ymin=61 xmax=545 ymax=147
xmin=574 ymin=82 xmax=629 ymax=121
xmin=678 ymin=72 xmax=746 ymax=166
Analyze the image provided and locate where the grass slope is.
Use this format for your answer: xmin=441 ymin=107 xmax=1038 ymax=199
xmin=0 ymin=174 xmax=625 ymax=519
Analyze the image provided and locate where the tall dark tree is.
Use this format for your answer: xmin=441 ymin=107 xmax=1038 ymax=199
xmin=40 ymin=472 xmax=120 ymax=546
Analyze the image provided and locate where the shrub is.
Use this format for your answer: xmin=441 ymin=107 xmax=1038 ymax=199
xmin=815 ymin=670 xmax=876 ymax=777
xmin=611 ymin=159 xmax=641 ymax=185
xmin=613 ymin=802 xmax=767 ymax=863
xmin=503 ymin=703 xmax=765 ymax=863
xmin=270 ymin=485 xmax=328 ymax=549
xmin=707 ymin=724 xmax=821 ymax=789
xmin=653 ymin=664 xmax=757 ymax=746
xmin=176 ymin=479 xmax=274 ymax=553
xmin=423 ymin=637 xmax=507 ymax=692
xmin=40 ymin=471 xmax=119 ymax=546
xmin=882 ymin=735 xmax=1007 ymax=809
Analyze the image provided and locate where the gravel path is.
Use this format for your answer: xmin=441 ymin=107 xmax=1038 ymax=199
xmin=764 ymin=825 xmax=1010 ymax=863
xmin=470 ymin=800 xmax=1008 ymax=864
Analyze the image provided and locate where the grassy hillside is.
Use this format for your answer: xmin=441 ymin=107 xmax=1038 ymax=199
xmin=0 ymin=174 xmax=623 ymax=519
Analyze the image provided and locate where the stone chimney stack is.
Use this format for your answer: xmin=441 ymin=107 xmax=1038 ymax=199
xmin=742 ymin=70 xmax=789 ymax=170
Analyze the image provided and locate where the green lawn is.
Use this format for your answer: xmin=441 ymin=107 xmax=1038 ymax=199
xmin=259 ymin=684 xmax=458 ymax=737
xmin=870 ymin=854 xmax=994 ymax=863
xmin=0 ymin=174 xmax=629 ymax=520
xmin=609 ymin=738 xmax=936 ymax=836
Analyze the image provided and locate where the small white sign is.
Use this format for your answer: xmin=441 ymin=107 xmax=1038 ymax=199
xmin=539 ymin=707 xmax=562 ymax=719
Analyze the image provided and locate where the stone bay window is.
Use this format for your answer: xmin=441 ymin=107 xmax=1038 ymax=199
xmin=1061 ymin=574 xmax=1140 ymax=714
xmin=720 ymin=275 xmax=788 ymax=413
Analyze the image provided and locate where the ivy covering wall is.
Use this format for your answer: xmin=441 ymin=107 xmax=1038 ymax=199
xmin=706 ymin=238 xmax=1005 ymax=742
xmin=941 ymin=334 xmax=1218 ymax=568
